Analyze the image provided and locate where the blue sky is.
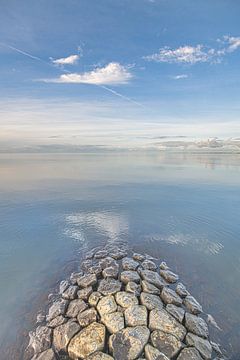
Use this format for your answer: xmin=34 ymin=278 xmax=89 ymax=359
xmin=1 ymin=0 xmax=240 ymax=149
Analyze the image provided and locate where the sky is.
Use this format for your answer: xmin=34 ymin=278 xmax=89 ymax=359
xmin=0 ymin=0 xmax=240 ymax=150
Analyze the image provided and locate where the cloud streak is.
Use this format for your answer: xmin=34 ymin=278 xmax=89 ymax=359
xmin=44 ymin=62 xmax=133 ymax=85
xmin=52 ymin=54 xmax=80 ymax=65
xmin=171 ymin=74 xmax=188 ymax=80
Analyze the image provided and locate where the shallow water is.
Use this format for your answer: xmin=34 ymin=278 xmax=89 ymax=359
xmin=0 ymin=152 xmax=240 ymax=359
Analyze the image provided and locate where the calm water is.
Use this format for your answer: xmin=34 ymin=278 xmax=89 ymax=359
xmin=0 ymin=152 xmax=240 ymax=359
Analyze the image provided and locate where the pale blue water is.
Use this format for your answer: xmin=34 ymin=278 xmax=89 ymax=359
xmin=0 ymin=152 xmax=240 ymax=359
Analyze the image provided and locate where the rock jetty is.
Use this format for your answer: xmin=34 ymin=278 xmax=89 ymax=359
xmin=26 ymin=245 xmax=224 ymax=360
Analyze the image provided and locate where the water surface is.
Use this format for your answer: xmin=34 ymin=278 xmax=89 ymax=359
xmin=0 ymin=152 xmax=239 ymax=359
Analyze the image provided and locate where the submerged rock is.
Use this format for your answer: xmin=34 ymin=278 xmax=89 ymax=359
xmin=28 ymin=326 xmax=52 ymax=355
xmin=122 ymin=257 xmax=139 ymax=271
xmin=132 ymin=253 xmax=145 ymax=262
xmin=141 ymin=259 xmax=157 ymax=271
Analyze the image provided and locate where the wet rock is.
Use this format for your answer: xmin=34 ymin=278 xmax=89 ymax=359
xmin=99 ymin=257 xmax=117 ymax=269
xmin=159 ymin=262 xmax=169 ymax=270
xmin=140 ymin=292 xmax=163 ymax=310
xmin=122 ymin=257 xmax=139 ymax=271
xmin=141 ymin=280 xmax=160 ymax=295
xmin=86 ymin=352 xmax=114 ymax=360
xmin=66 ymin=299 xmax=88 ymax=318
xmin=166 ymin=304 xmax=185 ymax=323
xmin=97 ymin=295 xmax=117 ymax=317
xmin=53 ymin=320 xmax=80 ymax=352
xmin=210 ymin=341 xmax=222 ymax=356
xmin=159 ymin=270 xmax=179 ymax=283
xmin=125 ymin=281 xmax=141 ymax=296
xmin=31 ymin=348 xmax=56 ymax=360
xmin=124 ymin=305 xmax=148 ymax=326
xmin=28 ymin=326 xmax=52 ymax=354
xmin=109 ymin=325 xmax=150 ymax=360
xmin=77 ymin=308 xmax=97 ymax=327
xmin=177 ymin=347 xmax=203 ymax=360
xmin=176 ymin=283 xmax=189 ymax=298
xmin=36 ymin=313 xmax=45 ymax=324
xmin=62 ymin=285 xmax=78 ymax=300
xmin=184 ymin=295 xmax=203 ymax=315
xmin=186 ymin=333 xmax=212 ymax=359
xmin=47 ymin=299 xmax=68 ymax=321
xmin=98 ymin=278 xmax=122 ymax=295
xmin=133 ymin=253 xmax=145 ymax=262
xmin=141 ymin=260 xmax=157 ymax=271
xmin=140 ymin=270 xmax=166 ymax=289
xmin=59 ymin=280 xmax=70 ymax=294
xmin=81 ymin=260 xmax=93 ymax=272
xmin=151 ymin=330 xmax=183 ymax=359
xmin=102 ymin=265 xmax=119 ymax=279
xmin=88 ymin=291 xmax=102 ymax=307
xmin=77 ymin=274 xmax=97 ymax=288
xmin=185 ymin=313 xmax=209 ymax=338
xmin=68 ymin=322 xmax=106 ymax=359
xmin=101 ymin=311 xmax=125 ymax=333
xmin=160 ymin=287 xmax=182 ymax=306
xmin=47 ymin=315 xmax=67 ymax=328
xmin=110 ymin=250 xmax=127 ymax=260
xmin=145 ymin=344 xmax=169 ymax=360
xmin=70 ymin=272 xmax=84 ymax=285
xmin=88 ymin=264 xmax=103 ymax=277
xmin=115 ymin=291 xmax=139 ymax=308
xmin=95 ymin=250 xmax=108 ymax=259
xmin=77 ymin=286 xmax=93 ymax=301
xmin=121 ymin=270 xmax=141 ymax=284
xmin=149 ymin=309 xmax=186 ymax=341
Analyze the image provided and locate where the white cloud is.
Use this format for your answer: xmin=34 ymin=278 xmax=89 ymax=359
xmin=144 ymin=45 xmax=214 ymax=64
xmin=44 ymin=62 xmax=133 ymax=85
xmin=52 ymin=54 xmax=79 ymax=65
xmin=171 ymin=74 xmax=188 ymax=80
xmin=224 ymin=35 xmax=240 ymax=52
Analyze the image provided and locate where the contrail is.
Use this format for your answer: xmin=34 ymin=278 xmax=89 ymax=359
xmin=0 ymin=42 xmax=144 ymax=107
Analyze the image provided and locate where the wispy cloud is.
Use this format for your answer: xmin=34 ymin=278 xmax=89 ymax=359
xmin=144 ymin=36 xmax=240 ymax=65
xmin=44 ymin=62 xmax=133 ymax=85
xmin=52 ymin=54 xmax=80 ymax=65
xmin=171 ymin=74 xmax=188 ymax=80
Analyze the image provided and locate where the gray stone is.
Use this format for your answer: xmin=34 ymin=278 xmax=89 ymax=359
xmin=97 ymin=295 xmax=117 ymax=317
xmin=102 ymin=265 xmax=119 ymax=279
xmin=185 ymin=313 xmax=209 ymax=338
xmin=141 ymin=260 xmax=157 ymax=271
xmin=31 ymin=348 xmax=56 ymax=360
xmin=88 ymin=291 xmax=102 ymax=307
xmin=166 ymin=304 xmax=185 ymax=323
xmin=121 ymin=270 xmax=141 ymax=284
xmin=98 ymin=278 xmax=122 ymax=295
xmin=77 ymin=308 xmax=97 ymax=327
xmin=141 ymin=280 xmax=160 ymax=295
xmin=176 ymin=283 xmax=189 ymax=298
xmin=151 ymin=330 xmax=183 ymax=359
xmin=140 ymin=270 xmax=166 ymax=289
xmin=115 ymin=291 xmax=139 ymax=308
xmin=110 ymin=250 xmax=127 ymax=260
xmin=122 ymin=257 xmax=139 ymax=271
xmin=145 ymin=344 xmax=170 ymax=360
xmin=124 ymin=305 xmax=148 ymax=326
xmin=99 ymin=257 xmax=117 ymax=269
xmin=159 ymin=269 xmax=179 ymax=283
xmin=62 ymin=285 xmax=78 ymax=300
xmin=101 ymin=311 xmax=125 ymax=334
xmin=160 ymin=287 xmax=182 ymax=306
xmin=53 ymin=320 xmax=80 ymax=352
xmin=47 ymin=315 xmax=67 ymax=328
xmin=47 ymin=299 xmax=68 ymax=321
xmin=186 ymin=332 xmax=212 ymax=359
xmin=159 ymin=262 xmax=169 ymax=270
xmin=77 ymin=273 xmax=97 ymax=288
xmin=149 ymin=309 xmax=186 ymax=341
xmin=210 ymin=341 xmax=222 ymax=355
xmin=109 ymin=326 xmax=150 ymax=360
xmin=59 ymin=280 xmax=70 ymax=294
xmin=36 ymin=313 xmax=45 ymax=324
xmin=88 ymin=264 xmax=103 ymax=277
xmin=95 ymin=250 xmax=108 ymax=259
xmin=68 ymin=322 xmax=106 ymax=359
xmin=81 ymin=260 xmax=93 ymax=271
xmin=184 ymin=295 xmax=203 ymax=315
xmin=177 ymin=347 xmax=203 ymax=360
xmin=66 ymin=299 xmax=88 ymax=318
xmin=28 ymin=326 xmax=52 ymax=355
xmin=70 ymin=272 xmax=84 ymax=285
xmin=77 ymin=286 xmax=93 ymax=301
xmin=133 ymin=253 xmax=145 ymax=262
xmin=86 ymin=352 xmax=114 ymax=360
xmin=126 ymin=281 xmax=141 ymax=296
xmin=140 ymin=292 xmax=163 ymax=310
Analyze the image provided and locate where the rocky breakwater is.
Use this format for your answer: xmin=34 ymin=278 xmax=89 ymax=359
xmin=26 ymin=246 xmax=224 ymax=360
